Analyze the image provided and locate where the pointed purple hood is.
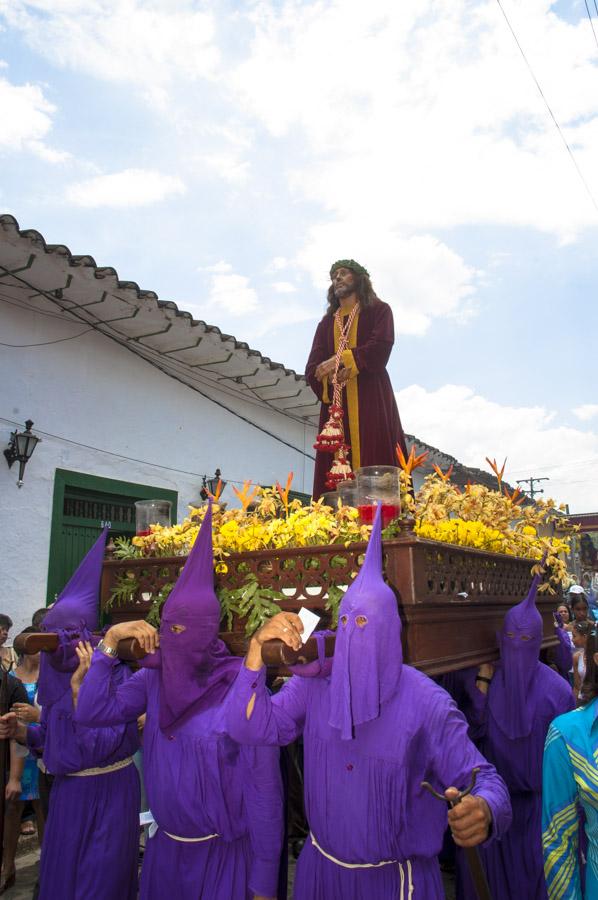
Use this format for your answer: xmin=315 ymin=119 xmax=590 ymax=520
xmin=158 ymin=502 xmax=240 ymax=732
xmin=328 ymin=504 xmax=402 ymax=740
xmin=489 ymin=571 xmax=543 ymax=739
xmin=43 ymin=528 xmax=108 ymax=632
xmin=38 ymin=528 xmax=108 ymax=706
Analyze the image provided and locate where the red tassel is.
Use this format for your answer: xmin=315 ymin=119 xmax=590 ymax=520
xmin=324 ymin=447 xmax=355 ymax=490
xmin=314 ymin=404 xmax=345 ymax=454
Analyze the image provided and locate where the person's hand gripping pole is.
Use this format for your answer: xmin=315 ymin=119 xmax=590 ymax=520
xmin=421 ymin=768 xmax=493 ymax=900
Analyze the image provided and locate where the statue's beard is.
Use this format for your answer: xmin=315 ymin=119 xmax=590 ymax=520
xmin=334 ymin=283 xmax=352 ymax=299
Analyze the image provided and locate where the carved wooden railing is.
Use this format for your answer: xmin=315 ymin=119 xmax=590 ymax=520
xmin=101 ymin=534 xmax=560 ymax=675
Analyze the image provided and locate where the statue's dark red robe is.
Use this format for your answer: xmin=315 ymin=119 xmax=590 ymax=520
xmin=305 ymin=299 xmax=407 ymax=499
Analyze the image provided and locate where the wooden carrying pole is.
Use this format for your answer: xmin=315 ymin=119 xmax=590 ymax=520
xmin=13 ymin=633 xmax=144 ymax=662
xmin=12 ymin=632 xmax=335 ymax=667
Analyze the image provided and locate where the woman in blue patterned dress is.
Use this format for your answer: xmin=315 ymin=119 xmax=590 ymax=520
xmin=542 ymin=627 xmax=598 ymax=898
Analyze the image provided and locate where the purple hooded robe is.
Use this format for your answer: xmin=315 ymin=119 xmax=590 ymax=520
xmin=553 ymin=620 xmax=574 ymax=680
xmin=76 ymin=504 xmax=284 ymax=900
xmin=226 ymin=506 xmax=512 ymax=899
xmin=30 ymin=529 xmax=140 ymax=900
xmin=447 ymin=576 xmax=575 ymax=900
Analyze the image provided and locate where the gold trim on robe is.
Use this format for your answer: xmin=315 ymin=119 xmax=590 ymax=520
xmin=334 ymin=310 xmax=361 ymax=470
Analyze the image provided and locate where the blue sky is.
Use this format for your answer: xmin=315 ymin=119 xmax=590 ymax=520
xmin=1 ymin=0 xmax=597 ymax=510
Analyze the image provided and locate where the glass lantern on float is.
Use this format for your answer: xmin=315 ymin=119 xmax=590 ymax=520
xmin=135 ymin=500 xmax=172 ymax=537
xmin=337 ymin=479 xmax=359 ymax=508
xmin=355 ymin=466 xmax=401 ymax=528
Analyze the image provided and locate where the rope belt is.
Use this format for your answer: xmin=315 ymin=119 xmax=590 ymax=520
xmin=309 ymin=833 xmax=414 ymax=898
xmin=67 ymin=756 xmax=134 ymax=777
xmin=164 ymin=831 xmax=220 ymax=844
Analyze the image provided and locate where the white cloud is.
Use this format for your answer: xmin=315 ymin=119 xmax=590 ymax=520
xmin=65 ymin=169 xmax=186 ymax=208
xmin=266 ymin=257 xmax=290 ymax=272
xmin=199 ymin=152 xmax=249 ymax=184
xmin=297 ymin=222 xmax=477 ymax=335
xmin=207 ymin=272 xmax=258 ymax=317
xmin=241 ymin=301 xmax=318 ymax=340
xmin=7 ymin=2 xmax=598 ymax=239
xmin=0 ymin=73 xmax=67 ymax=161
xmin=235 ymin=0 xmax=598 ymax=237
xmin=200 ymin=260 xmax=233 ymax=274
xmin=396 ymin=383 xmax=598 ymax=512
xmin=271 ymin=281 xmax=297 ymax=293
xmin=573 ymin=404 xmax=598 ymax=422
xmin=2 ymin=1 xmax=219 ymax=105
xmin=27 ymin=139 xmax=71 ymax=163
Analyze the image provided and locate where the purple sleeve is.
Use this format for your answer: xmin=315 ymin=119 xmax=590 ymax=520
xmin=242 ymin=744 xmax=284 ymax=896
xmin=555 ymin=627 xmax=573 ymax=676
xmin=458 ymin=667 xmax=489 ymax=740
xmin=225 ymin=665 xmax=308 ymax=746
xmin=75 ymin=650 xmax=148 ymax=726
xmin=428 ymin=693 xmax=512 ymax=843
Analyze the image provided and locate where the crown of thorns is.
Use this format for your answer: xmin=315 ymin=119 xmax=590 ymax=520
xmin=329 ymin=259 xmax=370 ymax=278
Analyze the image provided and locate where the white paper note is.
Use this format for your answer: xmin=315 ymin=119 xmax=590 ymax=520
xmin=298 ymin=607 xmax=321 ymax=644
xmin=139 ymin=810 xmax=155 ymax=827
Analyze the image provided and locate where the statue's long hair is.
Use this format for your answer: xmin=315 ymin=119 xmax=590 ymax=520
xmin=326 ymin=270 xmax=378 ymax=315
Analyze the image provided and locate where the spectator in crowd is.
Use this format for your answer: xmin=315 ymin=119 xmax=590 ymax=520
xmin=0 ymin=615 xmax=17 ymax=672
xmin=1 ymin=627 xmax=45 ymax=887
xmin=569 ymin=588 xmax=590 ymax=624
xmin=556 ymin=603 xmax=572 ymax=627
xmin=0 ymin=530 xmax=140 ymax=900
xmin=0 ymin=652 xmax=31 ymax=892
xmin=31 ymin=609 xmax=49 ymax=630
xmin=572 ymin=621 xmax=591 ymax=702
xmin=542 ymin=628 xmax=598 ymax=897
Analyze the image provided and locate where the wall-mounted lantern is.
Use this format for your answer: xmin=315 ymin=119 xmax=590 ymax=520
xmin=4 ymin=420 xmax=41 ymax=488
xmin=200 ymin=468 xmax=226 ymax=500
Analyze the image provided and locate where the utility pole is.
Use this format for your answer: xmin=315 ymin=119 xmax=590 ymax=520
xmin=516 ymin=476 xmax=549 ymax=501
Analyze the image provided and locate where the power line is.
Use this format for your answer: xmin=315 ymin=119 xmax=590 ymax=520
xmin=0 ymin=264 xmax=316 ymax=427
xmin=583 ymin=0 xmax=598 ymax=52
xmin=0 ymin=293 xmax=87 ymax=323
xmin=0 ymin=267 xmax=317 ymax=461
xmin=1 ymin=288 xmax=313 ymax=423
xmin=510 ymin=458 xmax=598 ymax=475
xmin=0 ymin=416 xmax=304 ymax=487
xmin=495 ymin=0 xmax=598 ymax=213
xmin=0 ymin=328 xmax=95 ymax=348
xmin=508 ymin=454 xmax=598 ymax=476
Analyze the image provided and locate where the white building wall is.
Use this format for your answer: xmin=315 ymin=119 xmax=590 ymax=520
xmin=0 ymin=302 xmax=316 ymax=634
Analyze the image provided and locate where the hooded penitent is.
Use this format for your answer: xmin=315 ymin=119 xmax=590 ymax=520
xmin=553 ymin=621 xmax=573 ymax=679
xmin=158 ymin=501 xmax=240 ymax=732
xmin=488 ymin=572 xmax=543 ymax=739
xmin=328 ymin=504 xmax=402 ymax=740
xmin=37 ymin=527 xmax=109 ymax=706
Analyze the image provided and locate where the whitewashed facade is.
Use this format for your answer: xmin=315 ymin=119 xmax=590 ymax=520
xmin=0 ymin=215 xmax=317 ymax=634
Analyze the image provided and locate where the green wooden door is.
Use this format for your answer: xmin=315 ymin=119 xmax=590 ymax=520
xmin=47 ymin=469 xmax=177 ymax=603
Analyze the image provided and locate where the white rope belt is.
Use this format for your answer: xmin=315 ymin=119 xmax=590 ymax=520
xmin=164 ymin=831 xmax=219 ymax=843
xmin=310 ymin=833 xmax=414 ymax=898
xmin=67 ymin=756 xmax=134 ymax=777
